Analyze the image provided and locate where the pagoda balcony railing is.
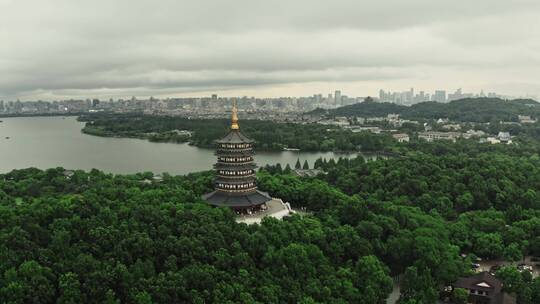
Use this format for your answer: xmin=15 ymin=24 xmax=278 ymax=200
xmin=216 ymin=174 xmax=256 ymax=179
xmin=214 ymin=166 xmax=258 ymax=172
xmin=214 ymin=160 xmax=255 ymax=165
xmin=216 ymin=148 xmax=254 ymax=153
xmin=215 ymin=181 xmax=257 ymax=187
xmin=215 ymin=187 xmax=258 ymax=193
xmin=214 ymin=150 xmax=255 ymax=156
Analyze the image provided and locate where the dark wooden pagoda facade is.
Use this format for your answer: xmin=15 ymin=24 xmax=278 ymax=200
xmin=202 ymin=101 xmax=272 ymax=212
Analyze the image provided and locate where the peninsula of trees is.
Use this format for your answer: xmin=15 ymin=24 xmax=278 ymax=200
xmin=80 ymin=114 xmax=392 ymax=152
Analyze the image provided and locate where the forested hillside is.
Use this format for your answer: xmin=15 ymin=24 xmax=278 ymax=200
xmin=328 ymin=98 xmax=540 ymax=122
xmin=2 ymin=141 xmax=540 ymax=303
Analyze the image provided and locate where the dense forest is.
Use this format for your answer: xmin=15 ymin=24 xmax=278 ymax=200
xmin=2 ymin=140 xmax=540 ymax=303
xmin=79 ymin=114 xmax=393 ymax=152
xmin=327 ymin=98 xmax=540 ymax=123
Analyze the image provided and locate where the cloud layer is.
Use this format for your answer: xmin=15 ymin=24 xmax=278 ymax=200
xmin=1 ymin=0 xmax=540 ymax=99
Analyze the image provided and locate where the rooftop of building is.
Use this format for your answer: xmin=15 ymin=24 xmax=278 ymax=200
xmin=292 ymin=168 xmax=324 ymax=178
xmin=452 ymin=272 xmax=516 ymax=304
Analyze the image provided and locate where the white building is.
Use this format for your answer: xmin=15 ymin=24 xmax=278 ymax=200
xmin=392 ymin=133 xmax=410 ymax=143
xmin=442 ymin=124 xmax=462 ymax=131
xmin=518 ymin=115 xmax=537 ymax=124
xmin=347 ymin=126 xmax=382 ymax=134
xmin=497 ymin=132 xmax=512 ymax=143
xmin=463 ymin=130 xmax=486 ymax=139
xmin=418 ymin=131 xmax=461 ymax=142
xmin=481 ymin=137 xmax=501 ymax=144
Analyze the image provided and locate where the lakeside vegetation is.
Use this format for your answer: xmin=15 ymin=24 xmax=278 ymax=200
xmin=2 ymin=140 xmax=540 ymax=303
xmin=78 ymin=98 xmax=540 ymax=155
xmin=79 ymin=114 xmax=393 ymax=152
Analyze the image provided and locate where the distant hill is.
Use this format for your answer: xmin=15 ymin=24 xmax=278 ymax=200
xmin=330 ymin=100 xmax=406 ymax=117
xmin=324 ymin=98 xmax=540 ymax=122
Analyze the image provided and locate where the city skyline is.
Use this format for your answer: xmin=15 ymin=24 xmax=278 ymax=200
xmin=1 ymin=0 xmax=540 ymax=100
xmin=0 ymin=87 xmax=532 ymax=104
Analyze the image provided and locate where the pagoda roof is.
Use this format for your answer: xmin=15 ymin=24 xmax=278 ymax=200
xmin=215 ymin=130 xmax=254 ymax=144
xmin=202 ymin=190 xmax=272 ymax=208
xmin=216 ymin=149 xmax=255 ymax=156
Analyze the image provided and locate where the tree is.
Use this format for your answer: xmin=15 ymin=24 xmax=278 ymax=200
xmin=400 ymin=266 xmax=438 ymax=304
xmin=313 ymin=158 xmax=324 ymax=169
xmin=496 ymin=267 xmax=523 ymax=294
xmin=0 ymin=261 xmax=56 ymax=304
xmin=532 ymin=278 xmax=540 ymax=303
xmin=284 ymin=164 xmax=292 ymax=173
xmin=503 ymin=243 xmax=523 ymax=261
xmin=58 ymin=273 xmax=82 ymax=304
xmin=134 ymin=291 xmax=153 ymax=304
xmin=303 ymin=160 xmax=310 ymax=170
xmin=453 ymin=288 xmax=469 ymax=304
xmin=455 ymin=192 xmax=473 ymax=212
xmin=354 ymin=255 xmax=393 ymax=303
xmin=295 ymin=158 xmax=302 ymax=169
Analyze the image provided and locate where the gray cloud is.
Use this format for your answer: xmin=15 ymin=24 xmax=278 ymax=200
xmin=1 ymin=0 xmax=540 ymax=99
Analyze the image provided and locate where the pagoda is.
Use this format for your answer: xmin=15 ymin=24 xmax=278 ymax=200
xmin=202 ymin=101 xmax=272 ymax=212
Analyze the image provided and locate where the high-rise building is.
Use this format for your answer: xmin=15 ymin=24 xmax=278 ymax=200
xmin=448 ymin=88 xmax=463 ymax=101
xmin=202 ymin=101 xmax=272 ymax=212
xmin=379 ymin=89 xmax=386 ymax=101
xmin=434 ymin=90 xmax=447 ymax=103
xmin=334 ymin=90 xmax=342 ymax=106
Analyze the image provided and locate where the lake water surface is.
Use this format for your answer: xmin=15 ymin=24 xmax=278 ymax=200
xmin=0 ymin=116 xmax=364 ymax=175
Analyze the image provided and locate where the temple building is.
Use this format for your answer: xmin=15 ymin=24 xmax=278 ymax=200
xmin=449 ymin=272 xmax=516 ymax=304
xmin=202 ymin=101 xmax=273 ymax=213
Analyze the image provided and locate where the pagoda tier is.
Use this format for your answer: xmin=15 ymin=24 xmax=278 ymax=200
xmin=202 ymin=101 xmax=271 ymax=210
xmin=215 ymin=149 xmax=254 ymax=155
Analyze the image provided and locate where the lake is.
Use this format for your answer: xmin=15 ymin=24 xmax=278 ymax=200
xmin=0 ymin=116 xmax=367 ymax=175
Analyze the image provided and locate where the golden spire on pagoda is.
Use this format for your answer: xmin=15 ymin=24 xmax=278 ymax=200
xmin=231 ymin=100 xmax=239 ymax=130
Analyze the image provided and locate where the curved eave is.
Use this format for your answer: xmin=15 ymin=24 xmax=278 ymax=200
xmin=215 ymin=177 xmax=256 ymax=184
xmin=202 ymin=190 xmax=272 ymax=208
xmin=216 ymin=173 xmax=256 ymax=179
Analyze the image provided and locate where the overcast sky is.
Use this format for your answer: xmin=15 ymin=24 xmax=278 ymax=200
xmin=1 ymin=0 xmax=540 ymax=100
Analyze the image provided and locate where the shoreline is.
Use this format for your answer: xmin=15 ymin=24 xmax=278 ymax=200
xmin=0 ymin=113 xmax=82 ymax=118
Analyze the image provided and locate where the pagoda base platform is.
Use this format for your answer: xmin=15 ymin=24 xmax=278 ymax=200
xmin=236 ymin=198 xmax=293 ymax=225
